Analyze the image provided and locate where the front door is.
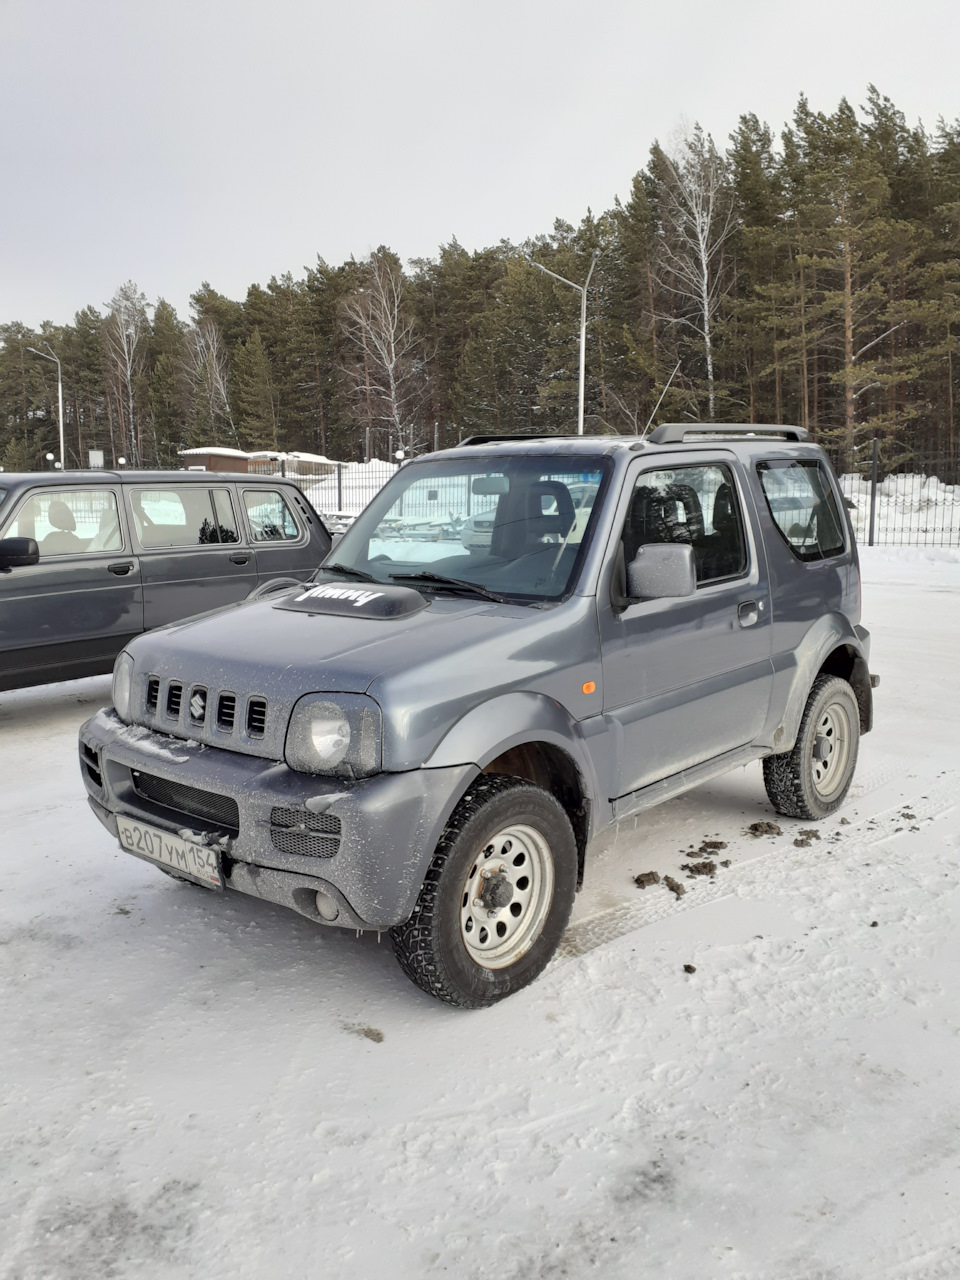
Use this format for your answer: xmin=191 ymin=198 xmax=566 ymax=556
xmin=0 ymin=485 xmax=142 ymax=689
xmin=599 ymin=458 xmax=774 ymax=798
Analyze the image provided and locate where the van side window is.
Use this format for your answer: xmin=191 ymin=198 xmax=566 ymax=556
xmin=621 ymin=465 xmax=747 ymax=584
xmin=3 ymin=489 xmax=122 ymax=557
xmin=242 ymin=490 xmax=300 ymax=541
xmin=131 ymin=488 xmax=231 ymax=548
xmin=757 ymin=461 xmax=845 ymax=561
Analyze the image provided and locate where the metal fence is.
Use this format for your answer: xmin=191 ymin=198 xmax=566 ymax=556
xmin=828 ymin=441 xmax=960 ymax=547
xmin=268 ymin=442 xmax=960 ymax=548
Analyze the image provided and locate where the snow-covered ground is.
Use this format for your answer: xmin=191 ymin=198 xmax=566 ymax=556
xmin=1 ymin=548 xmax=959 ymax=1280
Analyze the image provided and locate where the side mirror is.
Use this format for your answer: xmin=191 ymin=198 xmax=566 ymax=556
xmin=626 ymin=543 xmax=696 ymax=600
xmin=0 ymin=537 xmax=40 ymax=570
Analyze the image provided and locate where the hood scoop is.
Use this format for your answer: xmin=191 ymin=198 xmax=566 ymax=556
xmin=274 ymin=581 xmax=428 ymax=619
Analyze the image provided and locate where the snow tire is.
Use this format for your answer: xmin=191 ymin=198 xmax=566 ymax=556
xmin=391 ymin=774 xmax=577 ymax=1008
xmin=762 ymin=674 xmax=860 ymax=820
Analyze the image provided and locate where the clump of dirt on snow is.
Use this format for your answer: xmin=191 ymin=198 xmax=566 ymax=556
xmin=681 ymin=860 xmax=716 ymax=878
xmin=634 ymin=871 xmax=660 ymax=889
xmin=747 ymin=821 xmax=782 ymax=837
xmin=663 ymin=875 xmax=686 ymax=898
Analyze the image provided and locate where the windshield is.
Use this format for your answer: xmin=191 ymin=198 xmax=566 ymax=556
xmin=325 ymin=454 xmax=611 ymax=602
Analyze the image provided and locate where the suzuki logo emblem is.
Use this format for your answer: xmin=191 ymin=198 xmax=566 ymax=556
xmin=190 ymin=691 xmax=206 ymax=720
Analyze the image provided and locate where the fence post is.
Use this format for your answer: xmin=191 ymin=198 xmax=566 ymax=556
xmin=868 ymin=437 xmax=878 ymax=546
xmin=336 ymin=462 xmax=343 ymax=512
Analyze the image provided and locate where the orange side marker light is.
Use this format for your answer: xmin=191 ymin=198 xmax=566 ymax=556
xmin=581 ymin=680 xmax=596 ymax=695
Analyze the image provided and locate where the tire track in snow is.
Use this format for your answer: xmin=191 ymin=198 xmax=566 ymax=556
xmin=557 ymin=776 xmax=957 ymax=960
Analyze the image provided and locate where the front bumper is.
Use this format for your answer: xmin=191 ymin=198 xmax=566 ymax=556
xmin=79 ymin=708 xmax=476 ymax=930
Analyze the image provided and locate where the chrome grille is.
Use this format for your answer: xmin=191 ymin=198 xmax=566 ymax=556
xmin=131 ymin=769 xmax=240 ymax=835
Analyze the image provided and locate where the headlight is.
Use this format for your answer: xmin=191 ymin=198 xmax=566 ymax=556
xmin=285 ymin=693 xmax=381 ymax=777
xmin=112 ymin=651 xmax=134 ymax=722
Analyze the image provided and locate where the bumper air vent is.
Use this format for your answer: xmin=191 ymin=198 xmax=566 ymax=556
xmin=145 ymin=677 xmax=160 ymax=714
xmin=81 ymin=741 xmax=103 ymax=790
xmin=246 ymin=698 xmax=267 ymax=738
xmin=216 ymin=693 xmax=237 ymax=732
xmin=131 ymin=770 xmax=240 ymax=836
xmin=166 ymin=682 xmax=183 ymax=719
xmin=269 ymin=806 xmax=341 ymax=858
xmin=188 ymin=686 xmax=207 ymax=726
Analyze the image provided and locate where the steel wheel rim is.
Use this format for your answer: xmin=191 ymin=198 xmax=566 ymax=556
xmin=458 ymin=823 xmax=555 ymax=970
xmin=810 ymin=699 xmax=852 ymax=798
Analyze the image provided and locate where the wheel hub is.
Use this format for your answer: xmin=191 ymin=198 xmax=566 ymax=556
xmin=458 ymin=824 xmax=555 ymax=970
xmin=480 ymin=872 xmax=515 ymax=912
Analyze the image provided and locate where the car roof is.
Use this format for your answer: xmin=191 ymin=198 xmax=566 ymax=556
xmin=421 ymin=423 xmax=816 ymax=464
xmin=0 ymin=470 xmax=299 ymax=487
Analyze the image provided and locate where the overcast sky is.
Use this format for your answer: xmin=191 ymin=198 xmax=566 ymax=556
xmin=2 ymin=0 xmax=959 ymax=329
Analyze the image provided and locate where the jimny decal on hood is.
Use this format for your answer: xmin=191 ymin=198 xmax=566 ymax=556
xmin=274 ymin=580 xmax=430 ymax=620
xmin=298 ymin=584 xmax=385 ymax=608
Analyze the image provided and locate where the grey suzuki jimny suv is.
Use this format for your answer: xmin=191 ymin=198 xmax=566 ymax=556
xmin=79 ymin=425 xmax=876 ymax=1007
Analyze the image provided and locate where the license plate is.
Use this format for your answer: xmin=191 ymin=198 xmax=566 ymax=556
xmin=117 ymin=816 xmax=223 ymax=890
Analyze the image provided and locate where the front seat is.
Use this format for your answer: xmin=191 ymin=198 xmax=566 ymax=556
xmin=39 ymin=500 xmax=86 ymax=556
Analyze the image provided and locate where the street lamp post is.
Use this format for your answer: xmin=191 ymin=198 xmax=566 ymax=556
xmin=528 ymin=250 xmax=600 ymax=435
xmin=27 ymin=344 xmax=65 ymax=470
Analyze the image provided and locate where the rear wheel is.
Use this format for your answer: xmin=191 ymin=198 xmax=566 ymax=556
xmin=763 ymin=675 xmax=860 ymax=820
xmin=391 ymin=775 xmax=577 ymax=1008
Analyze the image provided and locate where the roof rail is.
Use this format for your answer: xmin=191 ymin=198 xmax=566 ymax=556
xmin=648 ymin=423 xmax=810 ymax=444
xmin=456 ymin=433 xmax=583 ymax=447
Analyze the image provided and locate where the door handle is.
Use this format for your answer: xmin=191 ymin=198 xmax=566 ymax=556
xmin=107 ymin=562 xmax=134 ymax=576
xmin=738 ymin=600 xmax=760 ymax=628
xmin=229 ymin=553 xmax=250 ymax=565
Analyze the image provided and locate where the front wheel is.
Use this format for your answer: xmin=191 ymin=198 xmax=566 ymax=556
xmin=763 ymin=675 xmax=860 ymax=820
xmin=391 ymin=775 xmax=578 ymax=1008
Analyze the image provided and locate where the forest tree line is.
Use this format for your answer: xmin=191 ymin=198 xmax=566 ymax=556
xmin=3 ymin=89 xmax=960 ymax=478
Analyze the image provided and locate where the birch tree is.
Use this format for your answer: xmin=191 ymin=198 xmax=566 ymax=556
xmin=341 ymin=249 xmax=424 ymax=456
xmin=650 ymin=127 xmax=737 ymax=418
xmin=104 ymin=281 xmax=149 ymax=465
xmin=185 ymin=316 xmax=236 ymax=445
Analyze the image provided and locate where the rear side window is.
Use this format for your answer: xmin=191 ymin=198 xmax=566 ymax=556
xmin=757 ymin=461 xmax=845 ymax=561
xmin=243 ymin=490 xmax=300 ymax=541
xmin=131 ymin=487 xmax=239 ymax=548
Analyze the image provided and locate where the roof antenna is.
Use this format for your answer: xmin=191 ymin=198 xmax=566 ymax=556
xmin=639 ymin=360 xmax=681 ymax=441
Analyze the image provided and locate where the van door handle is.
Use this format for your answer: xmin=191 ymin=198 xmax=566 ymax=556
xmin=738 ymin=600 xmax=760 ymax=628
xmin=229 ymin=553 xmax=250 ymax=565
xmin=107 ymin=562 xmax=134 ymax=576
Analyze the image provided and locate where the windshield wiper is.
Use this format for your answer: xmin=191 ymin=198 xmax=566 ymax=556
xmin=315 ymin=562 xmax=378 ymax=583
xmin=388 ymin=570 xmax=507 ymax=604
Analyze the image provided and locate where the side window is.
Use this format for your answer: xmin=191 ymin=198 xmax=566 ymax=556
xmin=757 ymin=461 xmax=845 ymax=561
xmin=211 ymin=490 xmax=240 ymax=544
xmin=3 ymin=489 xmax=122 ymax=557
xmin=243 ymin=490 xmax=300 ymax=542
xmin=131 ymin=487 xmax=225 ymax=548
xmin=622 ymin=464 xmax=747 ymax=585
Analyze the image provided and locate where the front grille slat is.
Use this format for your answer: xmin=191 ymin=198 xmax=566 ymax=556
xmin=217 ymin=693 xmax=236 ymax=731
xmin=145 ymin=678 xmax=160 ymax=714
xmin=166 ymin=683 xmax=183 ymax=719
xmin=246 ymin=698 xmax=267 ymax=738
xmin=131 ymin=770 xmax=239 ymax=836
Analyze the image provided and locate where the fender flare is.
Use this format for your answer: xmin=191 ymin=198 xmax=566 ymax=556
xmin=424 ymin=690 xmax=604 ymax=825
xmin=769 ymin=614 xmax=871 ymax=751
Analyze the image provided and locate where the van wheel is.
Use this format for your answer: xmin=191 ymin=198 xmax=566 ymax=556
xmin=391 ymin=775 xmax=577 ymax=1008
xmin=763 ymin=675 xmax=860 ymax=820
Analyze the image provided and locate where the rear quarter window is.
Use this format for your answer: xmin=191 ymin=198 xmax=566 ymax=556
xmin=757 ymin=460 xmax=846 ymax=561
